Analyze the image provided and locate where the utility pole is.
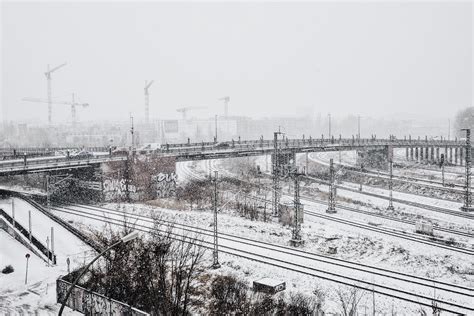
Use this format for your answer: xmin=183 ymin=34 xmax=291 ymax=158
xmin=387 ymin=157 xmax=394 ymax=211
xmin=130 ymin=114 xmax=135 ymax=154
xmin=44 ymin=62 xmax=66 ymax=124
xmin=461 ymin=129 xmax=473 ymax=211
xmin=272 ymin=130 xmax=283 ymax=217
xmin=440 ymin=154 xmax=445 ymax=186
xmin=448 ymin=119 xmax=451 ymax=141
xmin=358 ymin=115 xmax=361 ymax=140
xmin=144 ymin=80 xmax=154 ymax=124
xmin=328 ymin=113 xmax=332 ymax=139
xmin=326 ymin=158 xmax=336 ymax=213
xmin=214 ymin=115 xmax=218 ymax=143
xmin=212 ymin=171 xmax=221 ymax=269
xmin=46 ymin=175 xmax=50 ymax=211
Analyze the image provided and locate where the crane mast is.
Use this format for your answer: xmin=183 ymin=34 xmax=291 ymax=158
xmin=44 ymin=62 xmax=66 ymax=124
xmin=144 ymin=80 xmax=154 ymax=124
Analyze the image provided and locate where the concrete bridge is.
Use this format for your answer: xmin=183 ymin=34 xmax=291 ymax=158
xmin=0 ymin=136 xmax=468 ymax=176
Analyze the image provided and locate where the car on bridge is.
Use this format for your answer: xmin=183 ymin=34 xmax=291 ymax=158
xmin=213 ymin=142 xmax=230 ymax=149
xmin=69 ymin=150 xmax=95 ymax=159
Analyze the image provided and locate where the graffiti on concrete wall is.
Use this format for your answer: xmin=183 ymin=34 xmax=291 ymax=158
xmin=152 ymin=172 xmax=177 ymax=198
xmin=103 ymin=178 xmax=137 ymax=200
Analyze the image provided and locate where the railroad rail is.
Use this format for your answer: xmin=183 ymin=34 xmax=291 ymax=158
xmin=50 ymin=203 xmax=473 ymax=315
xmin=178 ymin=161 xmax=473 ymax=253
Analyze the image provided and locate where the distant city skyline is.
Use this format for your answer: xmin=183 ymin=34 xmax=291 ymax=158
xmin=1 ymin=1 xmax=472 ymax=123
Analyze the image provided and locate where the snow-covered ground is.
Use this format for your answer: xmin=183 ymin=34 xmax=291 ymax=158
xmin=0 ymin=197 xmax=93 ymax=314
xmin=51 ymin=201 xmax=473 ymax=315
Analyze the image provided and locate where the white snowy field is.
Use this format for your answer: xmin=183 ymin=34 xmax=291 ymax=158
xmin=0 ymin=197 xmax=93 ymax=314
xmin=52 ymin=202 xmax=473 ymax=315
xmin=168 ymin=159 xmax=474 ymax=312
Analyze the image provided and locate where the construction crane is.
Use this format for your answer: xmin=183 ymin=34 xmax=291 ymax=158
xmin=44 ymin=62 xmax=67 ymax=124
xmin=218 ymin=96 xmax=230 ymax=118
xmin=22 ymin=93 xmax=89 ymax=127
xmin=176 ymin=106 xmax=206 ymax=120
xmin=144 ymin=80 xmax=154 ymax=124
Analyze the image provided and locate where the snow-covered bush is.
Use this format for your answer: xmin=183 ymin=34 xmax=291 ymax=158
xmin=2 ymin=265 xmax=14 ymax=274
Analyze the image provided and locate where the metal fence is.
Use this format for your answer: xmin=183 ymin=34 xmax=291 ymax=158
xmin=56 ymin=278 xmax=149 ymax=316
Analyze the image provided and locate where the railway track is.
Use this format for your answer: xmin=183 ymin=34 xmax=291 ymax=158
xmin=181 ymin=161 xmax=473 ymax=246
xmin=308 ymin=153 xmax=468 ymax=193
xmin=302 ymin=175 xmax=474 ymax=220
xmin=50 ymin=203 xmax=473 ymax=315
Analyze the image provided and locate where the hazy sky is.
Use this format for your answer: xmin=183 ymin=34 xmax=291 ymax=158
xmin=1 ymin=1 xmax=472 ymax=124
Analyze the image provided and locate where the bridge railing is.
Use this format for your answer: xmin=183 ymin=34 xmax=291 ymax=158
xmin=0 ymin=155 xmax=127 ymax=173
xmin=158 ymin=138 xmax=464 ymax=155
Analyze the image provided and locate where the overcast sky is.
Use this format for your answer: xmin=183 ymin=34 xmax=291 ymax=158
xmin=1 ymin=1 xmax=472 ymax=124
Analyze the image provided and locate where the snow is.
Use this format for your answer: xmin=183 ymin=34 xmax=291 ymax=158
xmin=0 ymin=197 xmax=93 ymax=314
xmin=0 ymin=230 xmax=84 ymax=315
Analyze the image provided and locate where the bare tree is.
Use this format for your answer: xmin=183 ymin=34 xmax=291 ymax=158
xmin=335 ymin=286 xmax=366 ymax=316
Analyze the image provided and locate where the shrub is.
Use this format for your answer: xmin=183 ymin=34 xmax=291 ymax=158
xmin=2 ymin=265 xmax=14 ymax=274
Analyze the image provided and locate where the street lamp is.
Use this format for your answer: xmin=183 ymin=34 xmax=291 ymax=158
xmin=58 ymin=231 xmax=139 ymax=315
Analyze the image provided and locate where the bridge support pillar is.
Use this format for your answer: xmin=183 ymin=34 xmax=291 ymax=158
xmin=455 ymin=147 xmax=458 ymax=165
xmin=419 ymin=147 xmax=423 ymax=161
xmin=405 ymin=147 xmax=409 ymax=161
xmin=430 ymin=147 xmax=434 ymax=162
xmin=410 ymin=147 xmax=413 ymax=161
xmin=460 ymin=148 xmax=464 ymax=166
xmin=436 ymin=147 xmax=440 ymax=163
xmin=415 ymin=147 xmax=419 ymax=161
xmin=449 ymin=147 xmax=453 ymax=164
xmin=425 ymin=147 xmax=429 ymax=161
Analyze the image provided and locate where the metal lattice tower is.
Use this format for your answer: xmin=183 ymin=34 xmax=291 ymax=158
xmin=272 ymin=131 xmax=282 ymax=217
xmin=461 ymin=129 xmax=473 ymax=212
xmin=290 ymin=171 xmax=304 ymax=246
xmin=326 ymin=158 xmax=336 ymax=213
xmin=387 ymin=158 xmax=394 ymax=210
xmin=212 ymin=171 xmax=221 ymax=268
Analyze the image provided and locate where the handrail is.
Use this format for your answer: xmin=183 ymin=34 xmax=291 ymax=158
xmin=0 ymin=208 xmax=56 ymax=264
